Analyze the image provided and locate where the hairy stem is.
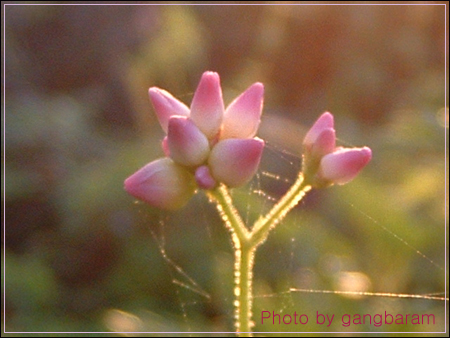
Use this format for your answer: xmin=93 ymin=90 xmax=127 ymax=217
xmin=251 ymin=173 xmax=311 ymax=247
xmin=234 ymin=242 xmax=256 ymax=336
xmin=209 ymin=185 xmax=254 ymax=336
xmin=209 ymin=176 xmax=311 ymax=336
xmin=209 ymin=184 xmax=249 ymax=243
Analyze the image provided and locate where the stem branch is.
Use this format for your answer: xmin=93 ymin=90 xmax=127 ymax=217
xmin=209 ymin=175 xmax=311 ymax=336
xmin=251 ymin=173 xmax=311 ymax=247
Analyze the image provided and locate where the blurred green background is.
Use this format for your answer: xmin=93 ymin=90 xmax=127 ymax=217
xmin=3 ymin=3 xmax=448 ymax=335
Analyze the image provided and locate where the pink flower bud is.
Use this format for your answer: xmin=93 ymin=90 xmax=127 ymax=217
xmin=319 ymin=147 xmax=372 ymax=185
xmin=311 ymin=127 xmax=336 ymax=158
xmin=221 ymin=82 xmax=264 ymax=140
xmin=190 ymin=71 xmax=224 ymax=140
xmin=124 ymin=158 xmax=196 ymax=210
xmin=167 ymin=116 xmax=210 ymax=167
xmin=208 ymin=138 xmax=264 ymax=188
xmin=195 ymin=165 xmax=217 ymax=190
xmin=148 ymin=87 xmax=190 ymax=133
xmin=303 ymin=112 xmax=334 ymax=147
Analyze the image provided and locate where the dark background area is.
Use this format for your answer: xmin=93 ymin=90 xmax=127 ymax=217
xmin=3 ymin=2 xmax=448 ymax=335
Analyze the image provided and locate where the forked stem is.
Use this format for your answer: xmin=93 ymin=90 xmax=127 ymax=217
xmin=210 ymin=174 xmax=312 ymax=336
xmin=209 ymin=185 xmax=254 ymax=335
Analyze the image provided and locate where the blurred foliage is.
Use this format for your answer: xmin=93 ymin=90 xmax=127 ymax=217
xmin=3 ymin=3 xmax=448 ymax=336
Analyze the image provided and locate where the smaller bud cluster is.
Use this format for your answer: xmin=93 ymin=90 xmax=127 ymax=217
xmin=302 ymin=112 xmax=372 ymax=188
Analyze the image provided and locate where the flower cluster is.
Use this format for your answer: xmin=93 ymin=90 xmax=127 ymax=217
xmin=124 ymin=71 xmax=265 ymax=210
xmin=302 ymin=112 xmax=372 ymax=188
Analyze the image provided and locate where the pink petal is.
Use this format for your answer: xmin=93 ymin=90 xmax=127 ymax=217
xmin=149 ymin=87 xmax=190 ymax=133
xmin=124 ymin=158 xmax=196 ymax=210
xmin=303 ymin=112 xmax=334 ymax=147
xmin=208 ymin=138 xmax=264 ymax=188
xmin=167 ymin=116 xmax=210 ymax=167
xmin=189 ymin=71 xmax=224 ymax=139
xmin=195 ymin=165 xmax=217 ymax=190
xmin=161 ymin=136 xmax=170 ymax=157
xmin=319 ymin=147 xmax=372 ymax=185
xmin=311 ymin=128 xmax=336 ymax=158
xmin=221 ymin=82 xmax=264 ymax=139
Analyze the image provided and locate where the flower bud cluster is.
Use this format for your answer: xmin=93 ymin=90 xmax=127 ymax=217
xmin=125 ymin=72 xmax=265 ymax=210
xmin=302 ymin=112 xmax=372 ymax=188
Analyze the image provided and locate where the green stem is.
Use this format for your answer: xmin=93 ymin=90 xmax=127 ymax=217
xmin=251 ymin=173 xmax=311 ymax=247
xmin=209 ymin=184 xmax=249 ymax=243
xmin=234 ymin=243 xmax=255 ymax=336
xmin=209 ymin=185 xmax=254 ymax=336
xmin=209 ymin=176 xmax=311 ymax=336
